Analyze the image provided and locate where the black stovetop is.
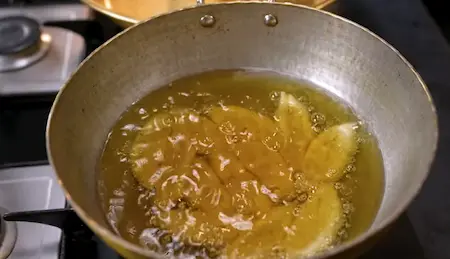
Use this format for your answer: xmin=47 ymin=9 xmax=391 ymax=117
xmin=1 ymin=0 xmax=450 ymax=258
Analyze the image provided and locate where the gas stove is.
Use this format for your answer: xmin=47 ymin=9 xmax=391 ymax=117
xmin=1 ymin=0 xmax=450 ymax=259
xmin=0 ymin=4 xmax=89 ymax=95
xmin=0 ymin=2 xmax=123 ymax=258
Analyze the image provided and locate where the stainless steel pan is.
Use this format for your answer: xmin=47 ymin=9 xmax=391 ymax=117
xmin=46 ymin=2 xmax=438 ymax=258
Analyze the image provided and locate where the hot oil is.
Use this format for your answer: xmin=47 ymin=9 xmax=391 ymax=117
xmin=97 ymin=70 xmax=384 ymax=258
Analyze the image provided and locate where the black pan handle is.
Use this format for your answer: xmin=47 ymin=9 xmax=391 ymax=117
xmin=2 ymin=208 xmax=87 ymax=233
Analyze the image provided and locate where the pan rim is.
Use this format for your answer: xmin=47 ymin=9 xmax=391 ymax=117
xmin=80 ymin=0 xmax=337 ymax=26
xmin=80 ymin=0 xmax=139 ymax=24
xmin=46 ymin=2 xmax=439 ymax=258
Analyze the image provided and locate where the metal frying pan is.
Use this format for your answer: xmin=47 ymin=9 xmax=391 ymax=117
xmin=81 ymin=0 xmax=336 ymax=27
xmin=46 ymin=1 xmax=438 ymax=258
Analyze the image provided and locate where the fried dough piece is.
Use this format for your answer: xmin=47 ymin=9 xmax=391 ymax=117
xmin=303 ymin=123 xmax=359 ymax=182
xmin=130 ymin=109 xmax=199 ymax=190
xmin=284 ymin=184 xmax=343 ymax=257
xmin=208 ymin=105 xmax=294 ymax=198
xmin=180 ymin=158 xmax=234 ymax=215
xmin=227 ymin=184 xmax=343 ymax=259
xmin=227 ymin=204 xmax=294 ymax=258
xmin=156 ymin=209 xmax=239 ymax=249
xmin=130 ymin=109 xmax=234 ymax=212
xmin=276 ymin=92 xmax=316 ymax=171
xmin=207 ymin=151 xmax=274 ymax=216
xmin=190 ymin=115 xmax=275 ymax=216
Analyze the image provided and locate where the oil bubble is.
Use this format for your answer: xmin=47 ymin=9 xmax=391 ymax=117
xmin=297 ymin=192 xmax=308 ymax=203
xmin=346 ymin=164 xmax=357 ymax=173
xmin=269 ymin=91 xmax=280 ymax=101
xmin=311 ymin=112 xmax=326 ymax=125
xmin=334 ymin=182 xmax=343 ymax=190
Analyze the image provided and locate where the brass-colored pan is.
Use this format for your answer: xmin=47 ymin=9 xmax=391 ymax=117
xmin=81 ymin=0 xmax=336 ymax=27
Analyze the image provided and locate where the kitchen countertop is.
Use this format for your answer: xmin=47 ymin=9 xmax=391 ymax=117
xmin=326 ymin=0 xmax=450 ymax=258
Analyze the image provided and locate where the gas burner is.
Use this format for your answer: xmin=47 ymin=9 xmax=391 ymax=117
xmin=0 ymin=207 xmax=17 ymax=259
xmin=0 ymin=16 xmax=51 ymax=72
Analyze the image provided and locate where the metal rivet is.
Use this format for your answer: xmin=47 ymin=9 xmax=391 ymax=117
xmin=200 ymin=15 xmax=215 ymax=27
xmin=264 ymin=14 xmax=278 ymax=27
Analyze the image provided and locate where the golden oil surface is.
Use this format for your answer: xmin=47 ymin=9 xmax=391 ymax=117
xmin=97 ymin=70 xmax=384 ymax=258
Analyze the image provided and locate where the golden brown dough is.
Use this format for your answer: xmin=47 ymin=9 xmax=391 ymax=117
xmin=302 ymin=123 xmax=359 ymax=182
xmin=129 ymin=105 xmax=346 ymax=257
xmin=207 ymin=151 xmax=274 ymax=216
xmin=226 ymin=184 xmax=343 ymax=259
xmin=129 ymin=109 xmax=199 ymax=190
xmin=284 ymin=183 xmax=343 ymax=257
xmin=276 ymin=92 xmax=316 ymax=172
xmin=208 ymin=105 xmax=295 ymax=198
xmin=156 ymin=209 xmax=239 ymax=249
xmin=227 ymin=204 xmax=294 ymax=258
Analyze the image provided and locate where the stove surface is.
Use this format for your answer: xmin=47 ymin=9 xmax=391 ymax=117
xmin=0 ymin=4 xmax=90 ymax=23
xmin=0 ymin=4 xmax=90 ymax=96
xmin=0 ymin=94 xmax=55 ymax=167
xmin=0 ymin=26 xmax=85 ymax=95
xmin=0 ymin=165 xmax=65 ymax=259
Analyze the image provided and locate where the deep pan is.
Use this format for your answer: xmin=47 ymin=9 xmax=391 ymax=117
xmin=46 ymin=2 xmax=437 ymax=258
